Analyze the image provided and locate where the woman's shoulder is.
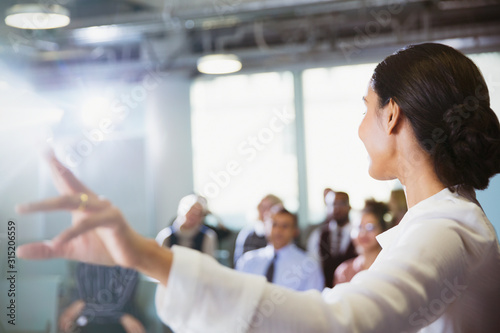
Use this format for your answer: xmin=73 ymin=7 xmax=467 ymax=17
xmin=403 ymin=188 xmax=496 ymax=242
xmin=390 ymin=189 xmax=499 ymax=271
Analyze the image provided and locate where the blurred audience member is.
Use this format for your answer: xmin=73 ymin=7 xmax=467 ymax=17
xmin=156 ymin=194 xmax=218 ymax=257
xmin=389 ymin=189 xmax=408 ymax=226
xmin=307 ymin=191 xmax=357 ymax=288
xmin=59 ymin=263 xmax=144 ymax=333
xmin=334 ymin=199 xmax=390 ymax=285
xmin=236 ymin=208 xmax=323 ymax=291
xmin=233 ymin=194 xmax=283 ymax=265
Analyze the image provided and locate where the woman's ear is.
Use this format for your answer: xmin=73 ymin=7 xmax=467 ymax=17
xmin=386 ymin=98 xmax=402 ymax=135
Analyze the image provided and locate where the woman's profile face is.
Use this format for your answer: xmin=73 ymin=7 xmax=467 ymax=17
xmin=358 ymin=86 xmax=395 ymax=180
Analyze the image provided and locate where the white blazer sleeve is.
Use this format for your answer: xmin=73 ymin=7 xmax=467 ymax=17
xmin=155 ymin=213 xmax=497 ymax=332
xmin=155 ymin=246 xmax=267 ymax=333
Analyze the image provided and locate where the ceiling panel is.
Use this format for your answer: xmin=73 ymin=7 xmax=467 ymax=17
xmin=0 ymin=0 xmax=499 ymax=82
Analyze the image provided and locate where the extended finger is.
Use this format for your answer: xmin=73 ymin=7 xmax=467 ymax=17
xmin=16 ymin=194 xmax=110 ymax=214
xmin=45 ymin=150 xmax=94 ymax=195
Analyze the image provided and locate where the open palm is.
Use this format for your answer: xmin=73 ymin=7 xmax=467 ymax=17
xmin=16 ymin=153 xmax=146 ymax=268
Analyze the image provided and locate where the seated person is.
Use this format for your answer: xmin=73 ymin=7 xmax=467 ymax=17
xmin=155 ymin=194 xmax=218 ymax=257
xmin=236 ymin=208 xmax=324 ymax=291
xmin=58 ymin=263 xmax=144 ymax=333
xmin=333 ymin=199 xmax=389 ymax=285
xmin=233 ymin=194 xmax=282 ymax=265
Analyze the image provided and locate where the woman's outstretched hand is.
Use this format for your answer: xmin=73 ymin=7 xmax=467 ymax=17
xmin=15 ymin=152 xmax=172 ymax=284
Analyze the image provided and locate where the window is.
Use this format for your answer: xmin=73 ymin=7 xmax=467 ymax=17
xmin=191 ymin=72 xmax=297 ymax=229
xmin=469 ymin=52 xmax=500 ymax=118
xmin=303 ymin=63 xmax=398 ymax=222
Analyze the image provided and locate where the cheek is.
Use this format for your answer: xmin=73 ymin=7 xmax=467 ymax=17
xmin=358 ymin=114 xmax=380 ymax=155
xmin=360 ymin=119 xmax=391 ymax=179
xmin=270 ymin=227 xmax=280 ymax=237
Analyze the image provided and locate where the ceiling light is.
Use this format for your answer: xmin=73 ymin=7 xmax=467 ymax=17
xmin=5 ymin=4 xmax=70 ymax=30
xmin=197 ymin=54 xmax=242 ymax=75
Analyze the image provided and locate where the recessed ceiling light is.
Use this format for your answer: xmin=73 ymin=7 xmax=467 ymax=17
xmin=197 ymin=54 xmax=242 ymax=75
xmin=5 ymin=4 xmax=70 ymax=30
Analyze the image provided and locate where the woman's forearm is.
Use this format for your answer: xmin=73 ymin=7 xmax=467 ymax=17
xmin=134 ymin=237 xmax=173 ymax=286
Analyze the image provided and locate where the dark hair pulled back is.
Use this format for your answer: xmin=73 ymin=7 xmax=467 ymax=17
xmin=371 ymin=43 xmax=500 ymax=190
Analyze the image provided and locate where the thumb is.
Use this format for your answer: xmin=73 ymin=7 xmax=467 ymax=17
xmin=17 ymin=241 xmax=58 ymax=260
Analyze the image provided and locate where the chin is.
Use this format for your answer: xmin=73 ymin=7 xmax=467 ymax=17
xmin=368 ymin=164 xmax=396 ymax=181
xmin=368 ymin=165 xmax=384 ymax=180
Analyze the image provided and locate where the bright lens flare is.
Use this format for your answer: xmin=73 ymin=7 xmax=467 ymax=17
xmin=81 ymin=97 xmax=110 ymax=129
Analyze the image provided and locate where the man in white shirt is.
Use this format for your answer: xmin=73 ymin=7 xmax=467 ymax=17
xmin=233 ymin=194 xmax=283 ymax=265
xmin=236 ymin=208 xmax=324 ymax=291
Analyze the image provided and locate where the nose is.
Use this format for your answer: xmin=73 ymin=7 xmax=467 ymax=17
xmin=358 ymin=117 xmax=365 ymax=142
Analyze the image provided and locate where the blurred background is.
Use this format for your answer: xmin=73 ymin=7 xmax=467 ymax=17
xmin=0 ymin=0 xmax=499 ymax=332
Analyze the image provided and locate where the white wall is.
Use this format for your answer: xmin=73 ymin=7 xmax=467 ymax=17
xmin=146 ymin=74 xmax=195 ymax=234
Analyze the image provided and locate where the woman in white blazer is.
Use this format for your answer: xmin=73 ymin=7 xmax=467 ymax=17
xmin=17 ymin=43 xmax=500 ymax=332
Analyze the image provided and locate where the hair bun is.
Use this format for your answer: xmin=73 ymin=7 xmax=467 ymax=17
xmin=435 ymin=103 xmax=500 ymax=190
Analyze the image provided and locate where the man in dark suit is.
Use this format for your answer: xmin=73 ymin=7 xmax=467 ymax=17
xmin=307 ymin=191 xmax=357 ymax=288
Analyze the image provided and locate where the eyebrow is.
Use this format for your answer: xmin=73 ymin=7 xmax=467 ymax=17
xmin=362 ymin=96 xmax=367 ymax=104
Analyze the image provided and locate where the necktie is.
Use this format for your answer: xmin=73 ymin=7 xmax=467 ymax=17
xmin=265 ymin=253 xmax=277 ymax=283
xmin=331 ymin=227 xmax=342 ymax=255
